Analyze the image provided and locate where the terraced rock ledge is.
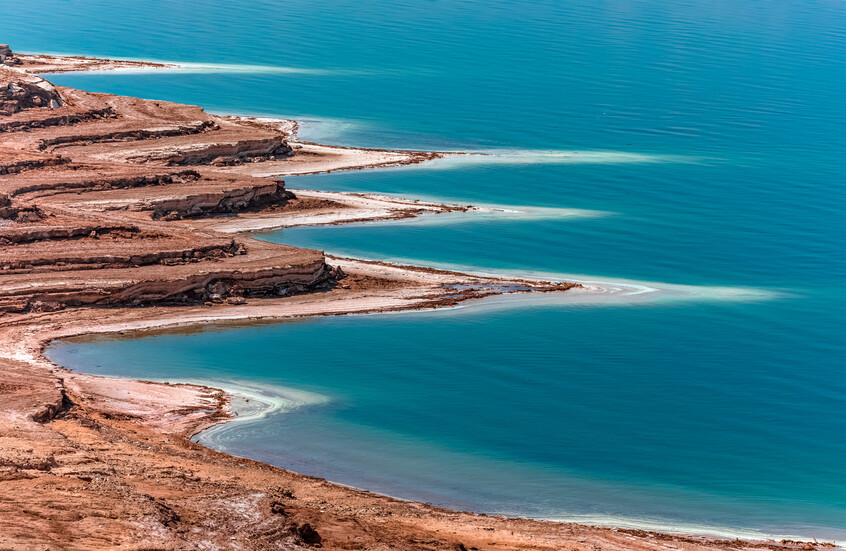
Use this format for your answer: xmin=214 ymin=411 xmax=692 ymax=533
xmin=0 ymin=46 xmax=829 ymax=551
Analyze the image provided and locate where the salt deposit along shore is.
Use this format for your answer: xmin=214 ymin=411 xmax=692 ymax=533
xmin=0 ymin=46 xmax=833 ymax=550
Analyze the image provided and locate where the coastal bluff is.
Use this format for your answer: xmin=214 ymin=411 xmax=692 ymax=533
xmin=0 ymin=61 xmax=330 ymax=313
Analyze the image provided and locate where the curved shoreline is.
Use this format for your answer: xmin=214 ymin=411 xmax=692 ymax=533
xmin=42 ymin=314 xmax=840 ymax=547
xmin=0 ymin=50 xmax=834 ymax=550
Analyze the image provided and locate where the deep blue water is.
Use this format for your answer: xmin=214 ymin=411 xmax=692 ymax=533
xmin=12 ymin=0 xmax=845 ymax=541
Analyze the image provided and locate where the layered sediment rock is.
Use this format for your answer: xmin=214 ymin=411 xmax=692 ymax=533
xmin=149 ymin=180 xmax=295 ymax=219
xmin=4 ymin=168 xmax=201 ymax=197
xmin=0 ymin=249 xmax=329 ymax=313
xmin=0 ymin=106 xmax=116 ymax=132
xmin=119 ymin=134 xmax=292 ymax=165
xmin=0 ymin=63 xmax=331 ymax=314
xmin=0 ymin=151 xmax=67 ymax=175
xmin=37 ymin=119 xmax=217 ymax=151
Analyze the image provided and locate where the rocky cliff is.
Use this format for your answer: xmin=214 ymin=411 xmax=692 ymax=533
xmin=0 ymin=64 xmax=334 ymax=314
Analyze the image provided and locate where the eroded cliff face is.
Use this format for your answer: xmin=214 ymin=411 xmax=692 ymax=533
xmin=0 ymin=66 xmax=63 ymax=115
xmin=0 ymin=64 xmax=334 ymax=314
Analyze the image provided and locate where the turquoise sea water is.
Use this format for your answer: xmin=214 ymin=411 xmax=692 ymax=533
xmin=12 ymin=0 xmax=845 ymax=541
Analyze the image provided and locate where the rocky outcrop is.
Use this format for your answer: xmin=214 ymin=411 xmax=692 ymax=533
xmin=0 ymin=155 xmax=67 ymax=175
xmin=0 ymin=107 xmax=116 ymax=133
xmin=151 ymin=180 xmax=295 ymax=219
xmin=0 ymin=200 xmax=43 ymax=223
xmin=0 ymin=236 xmax=242 ymax=272
xmin=0 ymin=223 xmax=142 ymax=244
xmin=125 ymin=136 xmax=292 ymax=165
xmin=98 ymin=257 xmax=331 ymax=307
xmin=95 ymin=133 xmax=290 ymax=165
xmin=38 ymin=120 xmax=217 ymax=150
xmin=0 ymin=44 xmax=12 ymax=64
xmin=0 ymin=254 xmax=331 ymax=313
xmin=9 ymin=169 xmax=201 ymax=197
xmin=0 ymin=67 xmax=63 ymax=115
xmin=0 ymin=61 xmax=332 ymax=317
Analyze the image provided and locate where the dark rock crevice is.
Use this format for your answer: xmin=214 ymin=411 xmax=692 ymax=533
xmin=11 ymin=169 xmax=201 ymax=197
xmin=38 ymin=120 xmax=218 ymax=151
xmin=0 ymin=107 xmax=117 ymax=133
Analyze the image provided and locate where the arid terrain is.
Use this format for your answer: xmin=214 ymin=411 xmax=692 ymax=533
xmin=0 ymin=45 xmax=831 ymax=550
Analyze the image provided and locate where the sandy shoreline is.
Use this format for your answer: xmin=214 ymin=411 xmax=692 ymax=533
xmin=0 ymin=48 xmax=834 ymax=550
xmin=20 ymin=292 xmax=834 ymax=550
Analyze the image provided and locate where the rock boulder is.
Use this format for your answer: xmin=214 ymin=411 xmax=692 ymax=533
xmin=0 ymin=66 xmax=64 ymax=115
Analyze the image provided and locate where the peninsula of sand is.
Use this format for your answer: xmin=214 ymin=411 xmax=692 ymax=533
xmin=0 ymin=45 xmax=828 ymax=551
